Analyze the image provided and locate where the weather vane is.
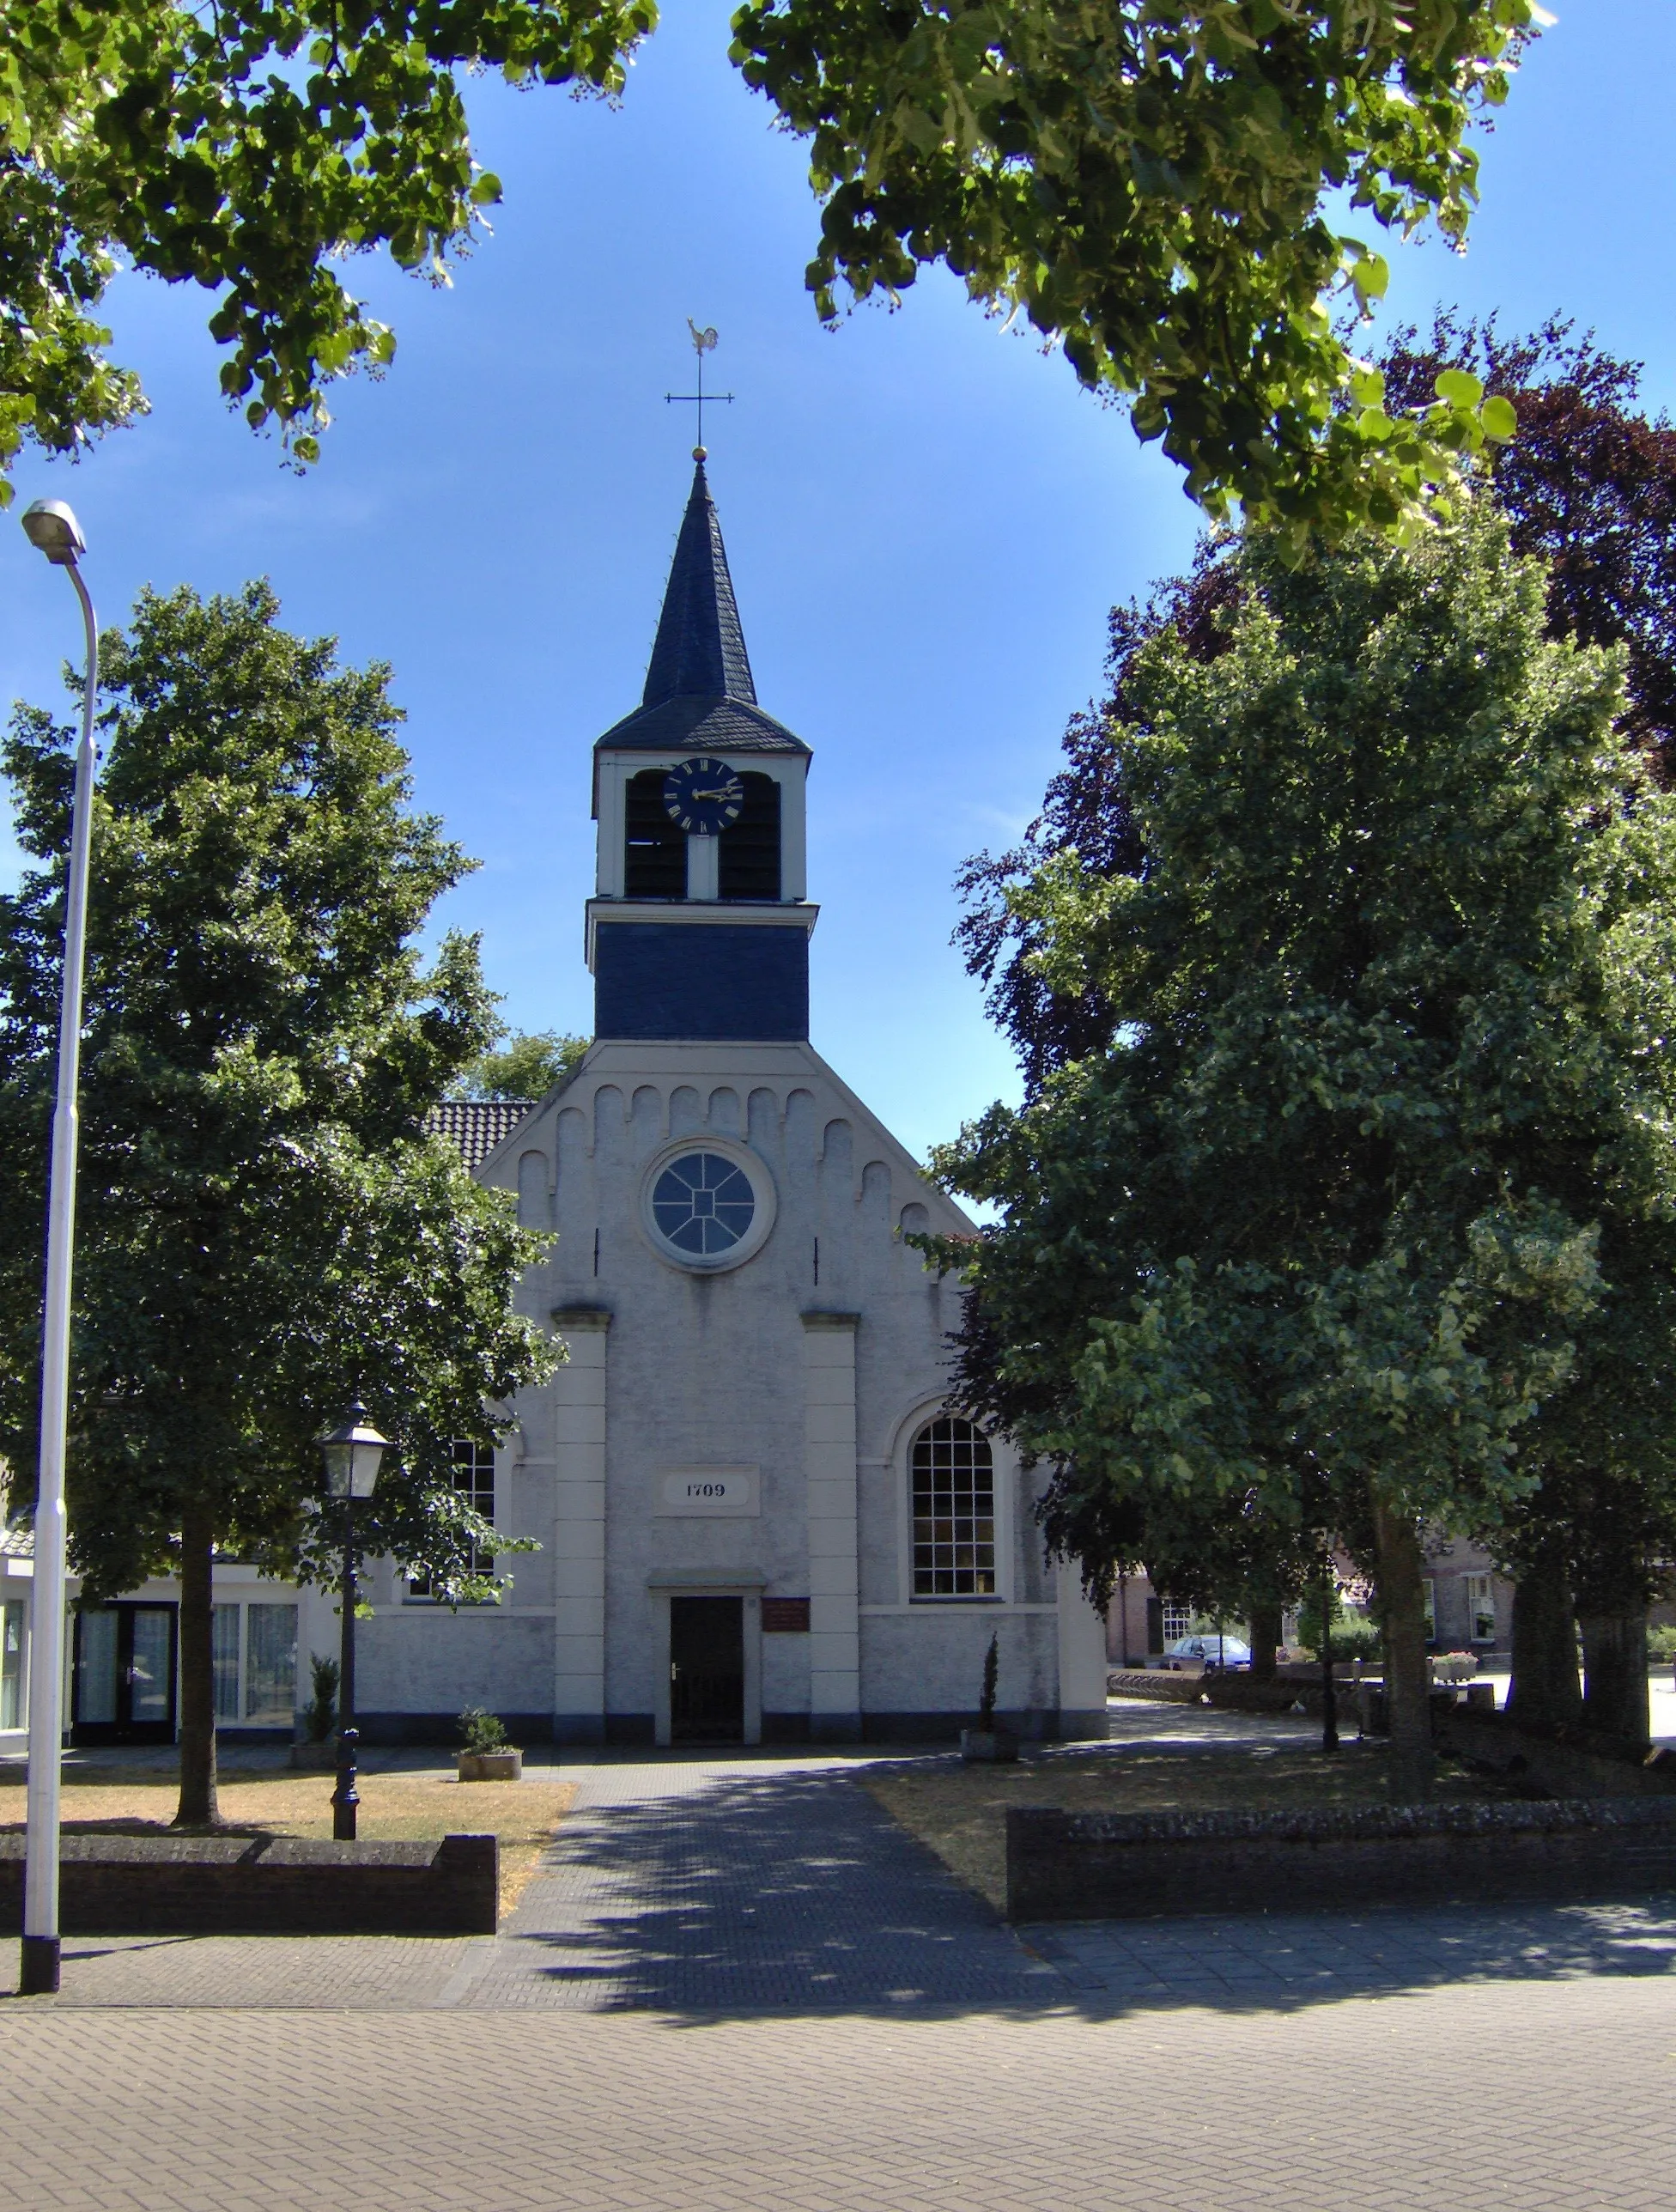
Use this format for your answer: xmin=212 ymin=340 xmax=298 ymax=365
xmin=665 ymin=320 xmax=735 ymax=458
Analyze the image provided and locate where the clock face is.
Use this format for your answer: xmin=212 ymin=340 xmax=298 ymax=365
xmin=663 ymin=756 xmax=744 ymax=836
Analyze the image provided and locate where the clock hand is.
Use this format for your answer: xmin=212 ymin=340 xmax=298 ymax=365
xmin=691 ymin=787 xmax=742 ymax=801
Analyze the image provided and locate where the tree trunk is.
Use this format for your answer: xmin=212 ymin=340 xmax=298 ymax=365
xmin=173 ymin=1506 xmax=221 ymax=1828
xmin=1579 ymin=1601 xmax=1650 ymax=1742
xmin=1506 ymin=1544 xmax=1582 ymax=1731
xmin=1248 ymin=1602 xmax=1283 ymax=1683
xmin=1371 ymin=1489 xmax=1434 ymax=1799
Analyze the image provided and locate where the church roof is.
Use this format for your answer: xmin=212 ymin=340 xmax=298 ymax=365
xmin=428 ymin=1098 xmax=537 ymax=1170
xmin=595 ymin=459 xmax=810 ymax=758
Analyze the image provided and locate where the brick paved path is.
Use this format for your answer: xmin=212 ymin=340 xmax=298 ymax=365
xmin=6 ymin=1734 xmax=1676 ymax=2209
xmin=476 ymin=1753 xmax=1066 ymax=2009
xmin=4 ymin=1977 xmax=1676 ymax=2211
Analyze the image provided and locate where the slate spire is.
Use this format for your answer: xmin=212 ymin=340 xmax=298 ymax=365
xmin=642 ymin=458 xmax=757 ymax=708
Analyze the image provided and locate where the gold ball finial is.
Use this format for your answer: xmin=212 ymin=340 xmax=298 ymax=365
xmin=693 ymin=445 xmax=707 ymax=462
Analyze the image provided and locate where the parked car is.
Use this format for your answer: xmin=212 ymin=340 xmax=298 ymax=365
xmin=1164 ymin=1634 xmax=1253 ymax=1671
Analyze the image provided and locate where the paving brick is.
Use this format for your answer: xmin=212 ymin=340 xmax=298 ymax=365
xmin=3 ymin=1739 xmax=1676 ymax=2208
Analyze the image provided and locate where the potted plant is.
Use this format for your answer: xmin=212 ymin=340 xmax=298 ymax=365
xmin=960 ymin=1634 xmax=1019 ymax=1763
xmin=457 ymin=1706 xmax=523 ymax=1782
xmin=290 ymin=1654 xmax=341 ymax=1770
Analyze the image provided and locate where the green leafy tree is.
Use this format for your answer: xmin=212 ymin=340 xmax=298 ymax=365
xmin=449 ymin=1030 xmax=590 ymax=1102
xmin=933 ymin=498 xmax=1676 ymax=1796
xmin=5 ymin=0 xmax=1535 ymax=538
xmin=0 ymin=0 xmax=653 ymax=493
xmin=0 ymin=580 xmax=552 ymax=1826
xmin=734 ymin=0 xmax=1536 ymax=547
xmin=961 ymin=320 xmax=1676 ymax=1739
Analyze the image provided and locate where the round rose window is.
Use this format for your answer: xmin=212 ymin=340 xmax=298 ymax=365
xmin=649 ymin=1150 xmax=757 ymax=1258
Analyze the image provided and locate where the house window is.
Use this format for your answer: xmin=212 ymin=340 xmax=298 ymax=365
xmin=1423 ymin=1579 xmax=1437 ymax=1642
xmin=212 ymin=1605 xmax=241 ymax=1723
xmin=210 ymin=1600 xmax=298 ymax=1728
xmin=1465 ymin=1573 xmax=1497 ymax=1644
xmin=911 ymin=1418 xmax=996 ymax=1598
xmin=1 ymin=1600 xmax=23 ymax=1729
xmin=245 ymin=1604 xmax=299 ymax=1724
xmin=410 ymin=1441 xmax=497 ymax=1598
xmin=1160 ymin=1600 xmax=1193 ymax=1644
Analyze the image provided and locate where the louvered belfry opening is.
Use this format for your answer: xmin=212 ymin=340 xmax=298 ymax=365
xmin=624 ymin=769 xmax=687 ymax=896
xmin=719 ymin=773 xmax=781 ymax=900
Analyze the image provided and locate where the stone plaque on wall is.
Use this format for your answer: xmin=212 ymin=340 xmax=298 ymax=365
xmin=656 ymin=1467 xmax=759 ymax=1516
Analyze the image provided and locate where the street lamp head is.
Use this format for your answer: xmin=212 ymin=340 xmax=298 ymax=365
xmin=321 ymin=1401 xmax=390 ymax=1499
xmin=21 ymin=498 xmax=87 ymax=568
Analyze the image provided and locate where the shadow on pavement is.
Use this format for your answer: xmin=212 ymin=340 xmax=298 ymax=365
xmin=495 ymin=1759 xmax=1676 ymax=2020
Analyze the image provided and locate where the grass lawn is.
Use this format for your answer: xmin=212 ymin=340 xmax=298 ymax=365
xmin=0 ymin=1766 xmax=577 ymax=1914
xmin=861 ymin=1739 xmax=1503 ymax=1909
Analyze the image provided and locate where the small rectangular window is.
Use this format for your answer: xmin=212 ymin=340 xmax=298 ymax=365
xmin=1422 ymin=1579 xmax=1437 ymax=1641
xmin=1161 ymin=1600 xmax=1193 ymax=1643
xmin=211 ymin=1604 xmax=242 ymax=1724
xmin=1465 ymin=1573 xmax=1497 ymax=1644
xmin=1 ymin=1601 xmax=23 ymax=1730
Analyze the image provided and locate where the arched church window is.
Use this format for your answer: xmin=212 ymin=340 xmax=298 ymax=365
xmin=718 ymin=774 xmax=781 ymax=900
xmin=911 ymin=1418 xmax=996 ymax=1598
xmin=624 ymin=769 xmax=687 ymax=897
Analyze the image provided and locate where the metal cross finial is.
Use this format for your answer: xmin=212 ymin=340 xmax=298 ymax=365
xmin=665 ymin=321 xmax=735 ymax=458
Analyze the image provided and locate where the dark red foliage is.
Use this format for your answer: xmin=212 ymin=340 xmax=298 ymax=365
xmin=1381 ymin=313 xmax=1676 ymax=775
xmin=961 ymin=318 xmax=1676 ymax=1096
xmin=954 ymin=547 xmax=1238 ymax=1094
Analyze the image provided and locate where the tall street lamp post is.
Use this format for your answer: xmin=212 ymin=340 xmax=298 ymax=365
xmin=18 ymin=498 xmax=99 ymax=1999
xmin=320 ymin=1406 xmax=389 ymax=1842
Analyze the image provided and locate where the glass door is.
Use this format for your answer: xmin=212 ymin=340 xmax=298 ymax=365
xmin=72 ymin=1603 xmax=178 ymax=1744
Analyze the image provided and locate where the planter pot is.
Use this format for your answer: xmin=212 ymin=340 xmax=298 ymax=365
xmin=458 ymin=1749 xmax=523 ymax=1783
xmin=960 ymin=1729 xmax=1020 ymax=1765
xmin=289 ymin=1741 xmax=338 ymax=1771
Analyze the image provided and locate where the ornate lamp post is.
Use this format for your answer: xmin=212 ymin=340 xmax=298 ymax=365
xmin=18 ymin=497 xmax=99 ymax=1998
xmin=320 ymin=1405 xmax=389 ymax=1842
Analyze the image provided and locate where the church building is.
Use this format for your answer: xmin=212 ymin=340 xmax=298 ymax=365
xmin=0 ymin=458 xmax=1109 ymax=1756
xmin=341 ymin=455 xmax=1110 ymax=1745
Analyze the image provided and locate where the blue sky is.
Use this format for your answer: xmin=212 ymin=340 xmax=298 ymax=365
xmin=2 ymin=0 xmax=1672 ymax=1164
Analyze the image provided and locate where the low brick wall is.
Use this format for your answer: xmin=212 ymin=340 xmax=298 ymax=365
xmin=1108 ymin=1668 xmax=1363 ymax=1718
xmin=0 ymin=1832 xmax=498 ymax=1936
xmin=1005 ymin=1799 xmax=1676 ymax=1923
xmin=1203 ymin=1674 xmax=1363 ymax=1720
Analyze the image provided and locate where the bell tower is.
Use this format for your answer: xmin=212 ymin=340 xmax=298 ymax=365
xmin=587 ymin=456 xmax=815 ymax=1042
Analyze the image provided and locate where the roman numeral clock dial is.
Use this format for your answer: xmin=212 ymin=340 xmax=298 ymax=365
xmin=662 ymin=757 xmax=744 ymax=836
